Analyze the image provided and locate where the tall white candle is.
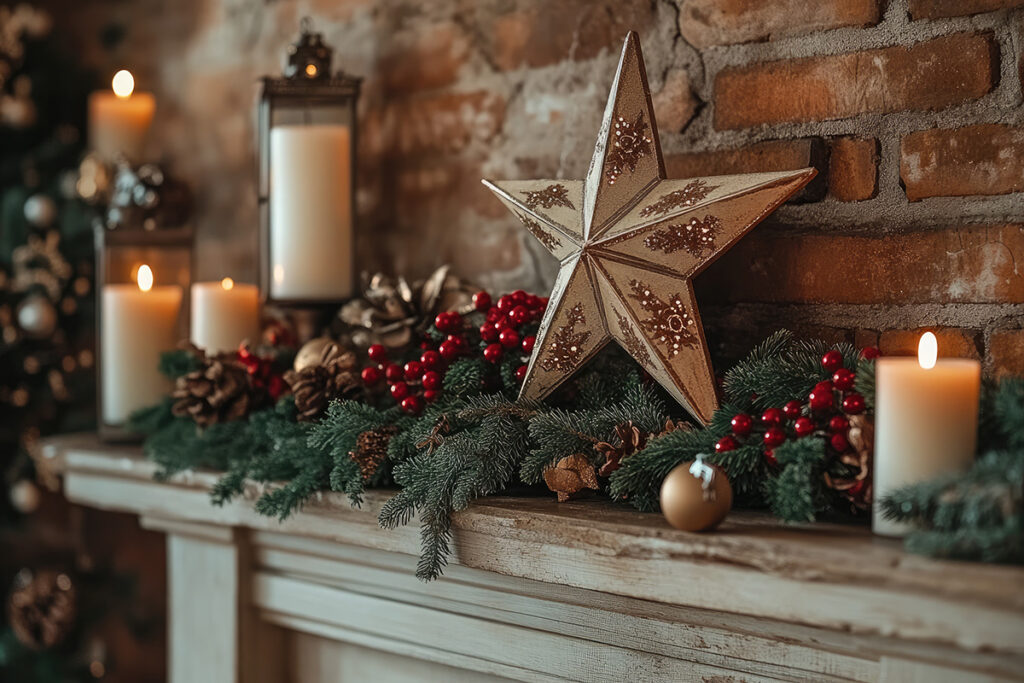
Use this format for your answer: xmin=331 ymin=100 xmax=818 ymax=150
xmin=88 ymin=70 xmax=155 ymax=162
xmin=873 ymin=332 xmax=981 ymax=536
xmin=269 ymin=124 xmax=352 ymax=301
xmin=101 ymin=265 xmax=182 ymax=425
xmin=190 ymin=278 xmax=261 ymax=354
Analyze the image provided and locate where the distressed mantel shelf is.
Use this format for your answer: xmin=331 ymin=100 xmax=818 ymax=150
xmin=43 ymin=433 xmax=1024 ymax=683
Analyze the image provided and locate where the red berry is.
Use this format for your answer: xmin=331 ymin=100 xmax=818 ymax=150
xmin=821 ymin=349 xmax=843 ymax=372
xmin=404 ymin=360 xmax=423 ymax=380
xmin=763 ymin=426 xmax=786 ymax=449
xmin=496 ymin=295 xmax=515 ymax=313
xmin=390 ymin=382 xmax=409 ymax=400
xmin=509 ymin=305 xmax=529 ymax=326
xmin=423 ymin=389 xmax=440 ymax=403
xmin=764 ymin=449 xmax=778 ymax=466
xmin=401 ymin=395 xmax=423 ymax=415
xmin=731 ymin=413 xmax=753 ymax=436
xmin=486 ymin=307 xmax=503 ymax=323
xmin=861 ymin=346 xmax=880 ymax=360
xmin=715 ymin=436 xmax=739 ymax=453
xmin=539 ymin=297 xmax=549 ymax=309
xmin=361 ymin=366 xmax=382 ymax=386
xmin=367 ymin=344 xmax=388 ymax=363
xmin=480 ymin=323 xmax=499 ymax=342
xmin=783 ymin=400 xmax=803 ymax=419
xmin=761 ymin=407 xmax=784 ymax=426
xmin=439 ymin=339 xmax=461 ymax=361
xmin=515 ymin=364 xmax=528 ymax=383
xmin=384 ymin=363 xmax=403 ymax=382
xmin=445 ymin=334 xmax=465 ymax=349
xmin=841 ymin=393 xmax=866 ymax=415
xmin=808 ymin=386 xmax=834 ymax=412
xmin=521 ymin=335 xmax=536 ymax=353
xmin=525 ymin=294 xmax=542 ymax=310
xmin=830 ymin=432 xmax=850 ymax=452
xmin=494 ymin=315 xmax=514 ymax=331
xmin=828 ymin=415 xmax=849 ymax=433
xmin=472 ymin=290 xmax=492 ymax=312
xmin=832 ymin=367 xmax=856 ymax=392
xmin=511 ymin=290 xmax=527 ymax=305
xmin=422 ymin=370 xmax=441 ymax=390
xmin=433 ymin=312 xmax=449 ymax=332
xmin=498 ymin=328 xmax=520 ymax=349
xmin=484 ymin=343 xmax=503 ymax=363
xmin=793 ymin=417 xmax=815 ymax=437
xmin=814 ymin=380 xmax=833 ymax=393
xmin=420 ymin=350 xmax=442 ymax=370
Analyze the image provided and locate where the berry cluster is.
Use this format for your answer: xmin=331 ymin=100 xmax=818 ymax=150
xmin=237 ymin=344 xmax=288 ymax=400
xmin=358 ymin=289 xmax=546 ymax=415
xmin=716 ymin=347 xmax=879 ymax=465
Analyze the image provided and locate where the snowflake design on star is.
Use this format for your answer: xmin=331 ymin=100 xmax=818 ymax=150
xmin=539 ymin=303 xmax=592 ymax=372
xmin=644 ymin=215 xmax=722 ymax=257
xmin=628 ymin=280 xmax=697 ymax=358
xmin=521 ymin=184 xmax=575 ymax=210
xmin=639 ymin=179 xmax=718 ymax=218
xmin=516 ymin=212 xmax=562 ymax=251
xmin=613 ymin=308 xmax=650 ymax=367
xmin=604 ymin=112 xmax=652 ymax=185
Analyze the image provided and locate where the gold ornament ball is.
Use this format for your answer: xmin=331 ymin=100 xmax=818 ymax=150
xmin=293 ymin=336 xmax=337 ymax=372
xmin=659 ymin=461 xmax=733 ymax=532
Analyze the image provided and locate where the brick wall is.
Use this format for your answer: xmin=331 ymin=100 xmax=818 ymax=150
xmin=49 ymin=0 xmax=1024 ymax=375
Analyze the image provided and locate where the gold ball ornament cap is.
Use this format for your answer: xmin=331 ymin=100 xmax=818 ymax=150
xmin=660 ymin=460 xmax=732 ymax=532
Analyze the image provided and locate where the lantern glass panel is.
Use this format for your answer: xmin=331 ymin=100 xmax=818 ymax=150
xmin=95 ymin=227 xmax=192 ymax=441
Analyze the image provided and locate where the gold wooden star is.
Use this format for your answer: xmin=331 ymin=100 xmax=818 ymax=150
xmin=482 ymin=32 xmax=816 ymax=424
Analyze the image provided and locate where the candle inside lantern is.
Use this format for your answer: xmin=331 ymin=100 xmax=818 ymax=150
xmin=101 ymin=264 xmax=182 ymax=425
xmin=190 ymin=278 xmax=261 ymax=354
xmin=269 ymin=124 xmax=352 ymax=301
xmin=88 ymin=69 xmax=155 ymax=162
xmin=872 ymin=332 xmax=981 ymax=536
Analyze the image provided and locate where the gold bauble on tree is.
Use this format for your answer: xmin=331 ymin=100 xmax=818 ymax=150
xmin=660 ymin=459 xmax=732 ymax=531
xmin=293 ymin=336 xmax=338 ymax=372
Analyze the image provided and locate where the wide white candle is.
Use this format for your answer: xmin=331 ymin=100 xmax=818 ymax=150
xmin=88 ymin=70 xmax=155 ymax=162
xmin=190 ymin=278 xmax=261 ymax=354
xmin=101 ymin=265 xmax=182 ymax=425
xmin=873 ymin=332 xmax=981 ymax=536
xmin=269 ymin=124 xmax=352 ymax=301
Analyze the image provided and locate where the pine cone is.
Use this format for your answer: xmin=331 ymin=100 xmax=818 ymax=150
xmin=595 ymin=421 xmax=650 ymax=477
xmin=7 ymin=570 xmax=77 ymax=650
xmin=824 ymin=414 xmax=874 ymax=511
xmin=350 ymin=426 xmax=398 ymax=481
xmin=172 ymin=358 xmax=254 ymax=427
xmin=284 ymin=343 xmax=361 ymax=422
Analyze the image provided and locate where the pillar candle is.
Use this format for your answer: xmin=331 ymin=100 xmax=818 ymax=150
xmin=872 ymin=332 xmax=981 ymax=536
xmin=190 ymin=278 xmax=261 ymax=354
xmin=269 ymin=124 xmax=352 ymax=301
xmin=101 ymin=265 xmax=182 ymax=425
xmin=88 ymin=70 xmax=155 ymax=162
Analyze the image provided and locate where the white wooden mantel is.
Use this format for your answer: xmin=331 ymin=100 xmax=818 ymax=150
xmin=43 ymin=434 xmax=1024 ymax=683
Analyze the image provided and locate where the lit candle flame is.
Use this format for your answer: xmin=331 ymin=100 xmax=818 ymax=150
xmin=112 ymin=70 xmax=135 ymax=98
xmin=221 ymin=277 xmax=234 ymax=291
xmin=918 ymin=331 xmax=937 ymax=370
xmin=137 ymin=264 xmax=154 ymax=292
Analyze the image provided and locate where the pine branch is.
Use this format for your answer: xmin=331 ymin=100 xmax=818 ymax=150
xmin=763 ymin=437 xmax=827 ymax=522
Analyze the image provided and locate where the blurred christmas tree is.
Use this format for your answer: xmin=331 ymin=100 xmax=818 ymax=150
xmin=0 ymin=6 xmax=166 ymax=681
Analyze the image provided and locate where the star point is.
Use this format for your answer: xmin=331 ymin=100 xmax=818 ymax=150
xmin=483 ymin=33 xmax=816 ymax=424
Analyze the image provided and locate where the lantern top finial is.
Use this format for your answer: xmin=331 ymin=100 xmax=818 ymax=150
xmin=284 ymin=17 xmax=333 ymax=80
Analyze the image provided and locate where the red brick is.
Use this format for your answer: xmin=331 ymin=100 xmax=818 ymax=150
xmin=828 ymin=137 xmax=878 ymax=202
xmin=714 ymin=34 xmax=998 ymax=130
xmin=989 ymin=329 xmax=1024 ymax=378
xmin=900 ymin=124 xmax=1024 ymax=201
xmin=363 ymin=92 xmax=505 ymax=158
xmin=485 ymin=1 xmax=654 ymax=71
xmin=653 ymin=69 xmax=699 ymax=134
xmin=909 ymin=0 xmax=1024 ymax=19
xmin=665 ymin=138 xmax=827 ymax=201
xmin=679 ymin=0 xmax=881 ymax=48
xmin=879 ymin=328 xmax=982 ymax=360
xmin=695 ymin=225 xmax=1024 ymax=305
xmin=380 ymin=23 xmax=470 ymax=93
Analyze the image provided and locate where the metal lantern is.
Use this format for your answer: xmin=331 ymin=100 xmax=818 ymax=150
xmin=95 ymin=224 xmax=193 ymax=441
xmin=258 ymin=18 xmax=361 ymax=309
